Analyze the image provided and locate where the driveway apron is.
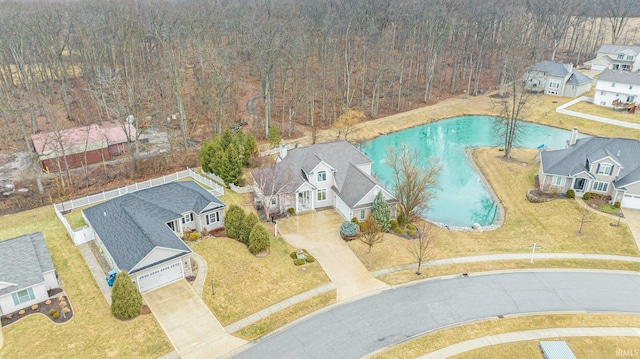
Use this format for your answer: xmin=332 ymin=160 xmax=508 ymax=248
xmin=623 ymin=208 xmax=640 ymax=251
xmin=277 ymin=210 xmax=389 ymax=302
xmin=143 ymin=280 xmax=246 ymax=358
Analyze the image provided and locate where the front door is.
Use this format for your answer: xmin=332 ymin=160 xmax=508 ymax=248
xmin=298 ymin=191 xmax=311 ymax=210
xmin=574 ymin=178 xmax=586 ymax=192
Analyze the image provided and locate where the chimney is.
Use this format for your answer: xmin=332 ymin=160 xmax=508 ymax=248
xmin=279 ymin=139 xmax=287 ymax=160
xmin=564 ymin=63 xmax=574 ymax=73
xmin=617 ymin=149 xmax=621 ymax=156
xmin=569 ymin=127 xmax=578 ymax=147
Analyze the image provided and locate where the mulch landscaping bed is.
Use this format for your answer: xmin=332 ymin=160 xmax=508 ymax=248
xmin=1 ymin=293 xmax=74 ymax=327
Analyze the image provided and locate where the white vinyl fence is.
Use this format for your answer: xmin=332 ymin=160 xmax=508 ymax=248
xmin=202 ymin=171 xmax=254 ymax=194
xmin=556 ymin=96 xmax=640 ymax=130
xmin=54 ymin=168 xmax=224 ymax=245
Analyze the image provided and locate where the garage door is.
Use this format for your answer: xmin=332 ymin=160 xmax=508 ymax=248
xmin=622 ymin=194 xmax=640 ymax=210
xmin=137 ymin=261 xmax=183 ymax=293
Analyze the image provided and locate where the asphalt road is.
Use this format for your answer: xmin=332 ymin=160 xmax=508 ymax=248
xmin=230 ymin=271 xmax=640 ymax=359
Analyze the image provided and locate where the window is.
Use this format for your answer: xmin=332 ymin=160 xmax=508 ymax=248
xmin=12 ymin=288 xmax=35 ymax=306
xmin=628 ymin=55 xmax=634 ymax=61
xmin=317 ymin=188 xmax=327 ymax=201
xmin=628 ymin=96 xmax=635 ymax=102
xmin=618 ymin=54 xmax=625 ymax=60
xmin=167 ymin=221 xmax=175 ymax=231
xmin=551 ymin=176 xmax=566 ymax=187
xmin=597 ymin=163 xmax=613 ymax=175
xmin=182 ymin=213 xmax=194 ymax=224
xmin=360 ymin=210 xmax=365 ymax=220
xmin=630 ymin=85 xmax=634 ymax=90
xmin=271 ymin=196 xmax=277 ymax=205
xmin=612 ymin=82 xmax=616 ymax=88
xmin=206 ymin=211 xmax=219 ymax=225
xmin=317 ymin=171 xmax=327 ymax=182
xmin=592 ymin=181 xmax=609 ymax=192
xmin=548 ymin=80 xmax=560 ymax=89
xmin=600 ymin=91 xmax=605 ymax=95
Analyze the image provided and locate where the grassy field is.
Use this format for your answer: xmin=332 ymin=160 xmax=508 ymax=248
xmin=0 ymin=206 xmax=172 ymax=359
xmin=379 ymin=259 xmax=640 ymax=285
xmin=234 ymin=290 xmax=336 ymax=340
xmin=374 ymin=314 xmax=640 ymax=359
xmin=192 ymin=232 xmax=330 ymax=326
xmin=567 ymin=100 xmax=640 ymax=124
xmin=348 ymin=147 xmax=638 ymax=271
xmin=454 ymin=336 xmax=640 ymax=359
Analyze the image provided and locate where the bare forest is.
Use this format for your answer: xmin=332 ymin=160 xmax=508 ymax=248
xmin=0 ymin=0 xmax=638 ymax=213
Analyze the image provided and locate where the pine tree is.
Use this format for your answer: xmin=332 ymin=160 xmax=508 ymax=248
xmin=372 ymin=191 xmax=391 ymax=232
xmin=224 ymin=205 xmax=245 ymax=239
xmin=240 ymin=213 xmax=259 ymax=244
xmin=111 ymin=271 xmax=143 ymax=320
xmin=221 ymin=144 xmax=243 ymax=186
xmin=248 ymin=223 xmax=270 ymax=254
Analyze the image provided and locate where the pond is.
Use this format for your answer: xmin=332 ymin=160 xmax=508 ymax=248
xmin=359 ymin=115 xmax=581 ymax=228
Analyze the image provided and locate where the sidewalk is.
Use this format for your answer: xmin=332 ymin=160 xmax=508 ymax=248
xmin=77 ymin=241 xmax=112 ymax=304
xmin=417 ymin=327 xmax=640 ymax=359
xmin=189 ymin=251 xmax=208 ymax=297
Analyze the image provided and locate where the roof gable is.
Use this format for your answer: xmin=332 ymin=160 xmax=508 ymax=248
xmin=598 ymin=69 xmax=640 ymax=86
xmin=82 ymin=182 xmax=224 ymax=271
xmin=0 ymin=232 xmax=54 ymax=297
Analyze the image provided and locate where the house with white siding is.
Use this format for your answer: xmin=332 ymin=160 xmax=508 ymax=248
xmin=585 ymin=44 xmax=640 ymax=72
xmin=593 ymin=69 xmax=640 ymax=108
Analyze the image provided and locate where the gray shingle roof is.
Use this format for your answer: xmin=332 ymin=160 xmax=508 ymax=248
xmin=0 ymin=232 xmax=55 ymax=297
xmin=541 ymin=136 xmax=640 ymax=188
xmin=598 ymin=69 xmax=640 ymax=86
xmin=566 ymin=71 xmax=592 ymax=85
xmin=83 ymin=181 xmax=224 ymax=273
xmin=598 ymin=44 xmax=640 ymax=55
xmin=528 ymin=60 xmax=570 ymax=77
xmin=253 ymin=141 xmax=394 ymax=207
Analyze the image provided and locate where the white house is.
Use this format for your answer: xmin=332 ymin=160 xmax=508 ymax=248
xmin=252 ymin=141 xmax=397 ymax=221
xmin=585 ymin=44 xmax=640 ymax=72
xmin=83 ymin=181 xmax=226 ymax=293
xmin=523 ymin=60 xmax=592 ymax=98
xmin=0 ymin=232 xmax=59 ymax=315
xmin=593 ymin=69 xmax=640 ymax=107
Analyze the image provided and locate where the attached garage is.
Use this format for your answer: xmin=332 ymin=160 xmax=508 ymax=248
xmin=622 ymin=193 xmax=640 ymax=209
xmin=136 ymin=261 xmax=184 ymax=293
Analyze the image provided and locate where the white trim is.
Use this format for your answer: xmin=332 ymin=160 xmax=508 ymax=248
xmin=130 ymin=246 xmax=188 ymax=272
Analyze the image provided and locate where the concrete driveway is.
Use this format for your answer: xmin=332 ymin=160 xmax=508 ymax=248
xmin=277 ymin=210 xmax=389 ymax=302
xmin=143 ymin=280 xmax=245 ymax=358
xmin=623 ymin=208 xmax=640 ymax=250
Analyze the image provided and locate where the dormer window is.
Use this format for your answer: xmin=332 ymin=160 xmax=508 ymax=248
xmin=618 ymin=54 xmax=625 ymax=60
xmin=597 ymin=163 xmax=613 ymax=175
xmin=182 ymin=213 xmax=194 ymax=224
xmin=612 ymin=82 xmax=616 ymax=87
xmin=627 ymin=55 xmax=634 ymax=61
xmin=317 ymin=171 xmax=327 ymax=182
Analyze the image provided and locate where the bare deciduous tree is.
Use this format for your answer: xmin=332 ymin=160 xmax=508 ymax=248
xmin=386 ymin=143 xmax=442 ymax=224
xmin=408 ymin=222 xmax=434 ymax=275
xmin=252 ymin=162 xmax=295 ymax=221
xmin=359 ymin=215 xmax=384 ymax=254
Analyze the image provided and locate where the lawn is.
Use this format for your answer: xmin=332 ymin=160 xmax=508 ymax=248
xmin=566 ymin=100 xmax=640 ymax=125
xmin=0 ymin=206 xmax=172 ymax=359
xmin=348 ymin=147 xmax=638 ymax=271
xmin=63 ymin=209 xmax=86 ymax=229
xmin=375 ymin=313 xmax=640 ymax=359
xmin=454 ymin=337 xmax=640 ymax=359
xmin=378 ymin=259 xmax=640 ymax=285
xmin=192 ymin=230 xmax=330 ymax=326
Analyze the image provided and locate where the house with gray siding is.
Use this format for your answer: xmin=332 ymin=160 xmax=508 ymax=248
xmin=538 ymin=128 xmax=640 ymax=209
xmin=0 ymin=232 xmax=59 ymax=314
xmin=524 ymin=60 xmax=592 ymax=98
xmin=83 ymin=181 xmax=225 ymax=293
xmin=252 ymin=141 xmax=397 ymax=221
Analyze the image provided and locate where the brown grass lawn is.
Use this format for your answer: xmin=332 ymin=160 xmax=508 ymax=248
xmin=454 ymin=337 xmax=640 ymax=359
xmin=0 ymin=206 xmax=172 ymax=359
xmin=379 ymin=259 xmax=640 ymax=285
xmin=234 ymin=290 xmax=336 ymax=340
xmin=192 ymin=232 xmax=330 ymax=326
xmin=375 ymin=314 xmax=640 ymax=359
xmin=567 ymin=100 xmax=640 ymax=125
xmin=349 ymin=147 xmax=638 ymax=271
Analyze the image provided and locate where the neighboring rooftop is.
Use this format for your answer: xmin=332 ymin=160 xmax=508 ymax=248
xmin=541 ymin=136 xmax=640 ymax=188
xmin=31 ymin=120 xmax=138 ymax=154
xmin=598 ymin=69 xmax=640 ymax=86
xmin=597 ymin=44 xmax=640 ymax=55
xmin=83 ymin=181 xmax=225 ymax=272
xmin=0 ymin=232 xmax=55 ymax=297
xmin=528 ymin=60 xmax=573 ymax=77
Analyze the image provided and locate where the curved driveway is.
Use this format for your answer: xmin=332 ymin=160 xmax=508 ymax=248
xmin=230 ymin=271 xmax=640 ymax=358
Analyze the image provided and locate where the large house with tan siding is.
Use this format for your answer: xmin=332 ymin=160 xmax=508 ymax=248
xmin=538 ymin=128 xmax=640 ymax=209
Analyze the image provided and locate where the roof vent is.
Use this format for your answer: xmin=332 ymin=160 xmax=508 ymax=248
xmin=103 ymin=212 xmax=107 ymax=217
xmin=617 ymin=149 xmax=621 ymax=156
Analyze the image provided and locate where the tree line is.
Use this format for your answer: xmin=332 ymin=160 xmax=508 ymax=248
xmin=0 ymin=0 xmax=637 ymax=185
